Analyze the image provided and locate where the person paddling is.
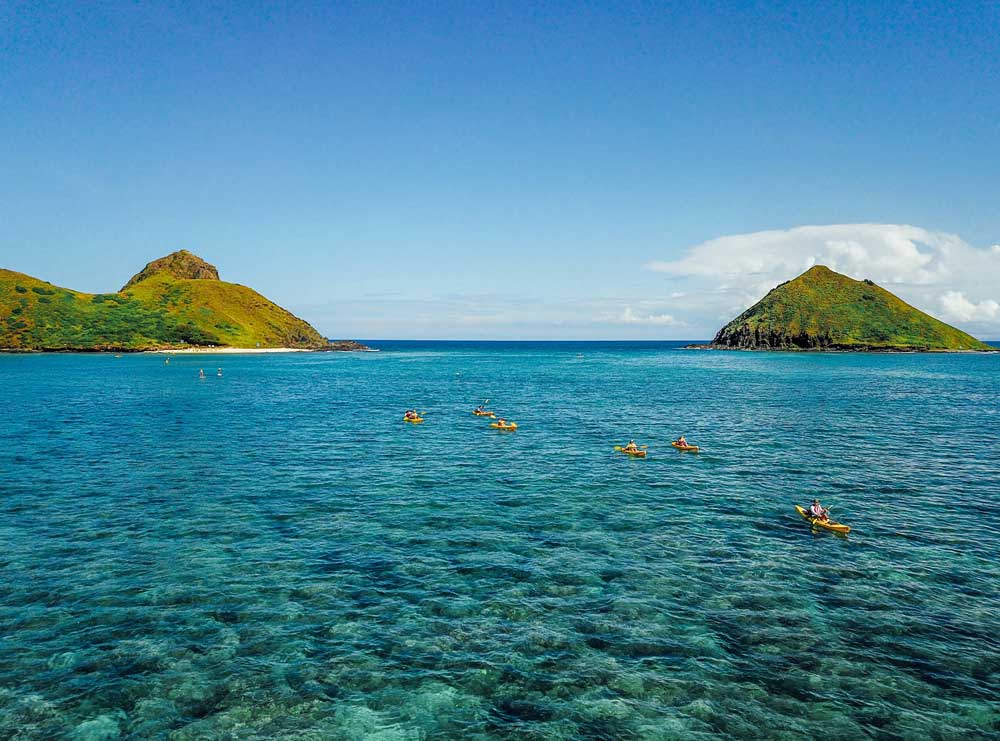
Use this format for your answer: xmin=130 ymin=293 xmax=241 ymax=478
xmin=809 ymin=499 xmax=830 ymax=521
xmin=623 ymin=439 xmax=639 ymax=452
xmin=676 ymin=435 xmax=689 ymax=447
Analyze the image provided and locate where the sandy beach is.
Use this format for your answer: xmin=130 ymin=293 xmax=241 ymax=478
xmin=149 ymin=347 xmax=312 ymax=355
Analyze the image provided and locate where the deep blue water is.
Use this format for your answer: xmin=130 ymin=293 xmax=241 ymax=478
xmin=1 ymin=343 xmax=998 ymax=739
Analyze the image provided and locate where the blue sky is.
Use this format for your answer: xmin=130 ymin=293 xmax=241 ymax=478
xmin=2 ymin=1 xmax=998 ymax=339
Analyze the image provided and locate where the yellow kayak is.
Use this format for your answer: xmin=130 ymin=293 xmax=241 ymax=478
xmin=671 ymin=442 xmax=699 ymax=452
xmin=795 ymin=505 xmax=850 ymax=534
xmin=614 ymin=446 xmax=647 ymax=458
xmin=491 ymin=422 xmax=517 ymax=430
xmin=403 ymin=416 xmax=424 ymax=424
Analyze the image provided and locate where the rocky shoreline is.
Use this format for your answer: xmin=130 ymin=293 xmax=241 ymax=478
xmin=325 ymin=340 xmax=376 ymax=352
xmin=683 ymin=342 xmax=996 ymax=353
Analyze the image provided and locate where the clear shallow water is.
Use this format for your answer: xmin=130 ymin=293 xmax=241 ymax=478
xmin=1 ymin=342 xmax=998 ymax=740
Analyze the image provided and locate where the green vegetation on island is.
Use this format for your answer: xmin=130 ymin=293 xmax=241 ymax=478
xmin=709 ymin=265 xmax=992 ymax=351
xmin=0 ymin=250 xmax=347 ymax=351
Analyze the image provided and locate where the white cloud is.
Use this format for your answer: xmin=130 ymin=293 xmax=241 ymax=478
xmin=940 ymin=291 xmax=1000 ymax=322
xmin=648 ymin=224 xmax=1000 ymax=337
xmin=616 ymin=307 xmax=681 ymax=326
xmin=648 ymin=224 xmax=957 ymax=284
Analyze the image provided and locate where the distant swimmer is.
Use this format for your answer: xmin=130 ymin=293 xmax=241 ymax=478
xmin=217 ymin=368 xmax=222 ymax=377
xmin=199 ymin=369 xmax=205 ymax=378
xmin=165 ymin=357 xmax=170 ymax=364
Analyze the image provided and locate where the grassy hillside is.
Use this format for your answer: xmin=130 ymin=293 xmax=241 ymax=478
xmin=125 ymin=273 xmax=326 ymax=348
xmin=0 ymin=251 xmax=329 ymax=351
xmin=712 ymin=265 xmax=992 ymax=351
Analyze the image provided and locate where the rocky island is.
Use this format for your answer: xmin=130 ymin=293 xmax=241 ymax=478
xmin=0 ymin=250 xmax=370 ymax=352
xmin=700 ymin=265 xmax=992 ymax=352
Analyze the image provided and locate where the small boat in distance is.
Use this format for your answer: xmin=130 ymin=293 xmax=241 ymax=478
xmin=615 ymin=440 xmax=648 ymax=458
xmin=795 ymin=505 xmax=850 ymax=534
xmin=615 ymin=445 xmax=647 ymax=458
xmin=672 ymin=435 xmax=699 ymax=452
xmin=473 ymin=400 xmax=495 ymax=418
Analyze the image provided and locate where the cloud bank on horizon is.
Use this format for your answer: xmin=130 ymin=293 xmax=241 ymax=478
xmin=304 ymin=224 xmax=999 ymax=340
xmin=648 ymin=224 xmax=1000 ymax=338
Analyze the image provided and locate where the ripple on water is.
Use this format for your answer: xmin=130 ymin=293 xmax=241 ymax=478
xmin=0 ymin=348 xmax=998 ymax=738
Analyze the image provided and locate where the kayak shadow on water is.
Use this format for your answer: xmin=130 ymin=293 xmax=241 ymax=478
xmin=806 ymin=524 xmax=851 ymax=539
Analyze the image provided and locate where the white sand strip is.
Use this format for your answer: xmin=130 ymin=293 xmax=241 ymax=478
xmin=148 ymin=347 xmax=312 ymax=354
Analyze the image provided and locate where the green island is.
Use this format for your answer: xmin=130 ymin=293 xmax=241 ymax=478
xmin=0 ymin=250 xmax=364 ymax=352
xmin=706 ymin=265 xmax=992 ymax=351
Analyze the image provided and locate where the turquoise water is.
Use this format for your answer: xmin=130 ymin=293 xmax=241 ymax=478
xmin=1 ymin=343 xmax=998 ymax=739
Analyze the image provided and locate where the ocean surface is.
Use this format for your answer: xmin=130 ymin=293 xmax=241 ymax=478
xmin=1 ymin=342 xmax=998 ymax=740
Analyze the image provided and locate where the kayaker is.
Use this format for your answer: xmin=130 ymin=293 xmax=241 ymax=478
xmin=809 ymin=499 xmax=829 ymax=521
xmin=676 ymin=435 xmax=689 ymax=447
xmin=623 ymin=439 xmax=639 ymax=452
